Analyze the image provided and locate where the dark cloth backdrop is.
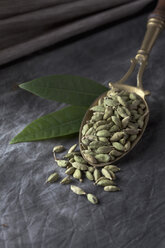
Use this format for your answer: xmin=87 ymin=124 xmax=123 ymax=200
xmin=0 ymin=0 xmax=153 ymax=65
xmin=1 ymin=1 xmax=165 ymax=248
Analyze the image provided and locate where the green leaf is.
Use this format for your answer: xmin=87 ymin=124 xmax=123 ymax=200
xmin=19 ymin=74 xmax=108 ymax=106
xmin=10 ymin=106 xmax=87 ymax=144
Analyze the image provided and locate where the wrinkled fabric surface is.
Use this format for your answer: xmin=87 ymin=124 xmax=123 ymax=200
xmin=0 ymin=0 xmax=154 ymax=66
xmin=1 ymin=10 xmax=165 ymax=248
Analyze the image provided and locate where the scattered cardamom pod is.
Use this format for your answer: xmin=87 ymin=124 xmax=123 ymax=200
xmin=65 ymin=167 xmax=75 ymax=175
xmin=53 ymin=145 xmax=65 ymax=153
xmin=73 ymin=169 xmax=82 ymax=179
xmin=93 ymin=168 xmax=101 ymax=181
xmin=87 ymin=194 xmax=98 ymax=204
xmin=101 ymin=168 xmax=113 ymax=180
xmin=46 ymin=172 xmax=59 ymax=183
xmin=60 ymin=176 xmax=72 ymax=184
xmin=104 ymin=186 xmax=120 ymax=192
xmin=70 ymin=185 xmax=86 ymax=195
xmin=72 ymin=162 xmax=88 ymax=171
xmin=56 ymin=160 xmax=69 ymax=168
xmin=85 ymin=171 xmax=94 ymax=181
xmin=68 ymin=144 xmax=77 ymax=154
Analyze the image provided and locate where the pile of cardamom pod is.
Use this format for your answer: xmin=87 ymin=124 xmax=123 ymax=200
xmin=81 ymin=88 xmax=147 ymax=164
xmin=46 ymin=144 xmax=121 ymax=204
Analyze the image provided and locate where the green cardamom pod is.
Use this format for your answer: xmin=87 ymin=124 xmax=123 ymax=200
xmin=89 ymin=141 xmax=105 ymax=149
xmin=72 ymin=162 xmax=88 ymax=171
xmin=95 ymin=154 xmax=110 ymax=163
xmin=96 ymin=130 xmax=110 ymax=137
xmin=70 ymin=185 xmax=86 ymax=195
xmin=96 ymin=124 xmax=111 ymax=131
xmin=93 ymin=168 xmax=101 ymax=181
xmin=52 ymin=145 xmax=65 ymax=153
xmin=110 ymin=149 xmax=123 ymax=157
xmin=90 ymin=106 xmax=105 ymax=112
xmin=138 ymin=119 xmax=144 ymax=128
xmin=82 ymin=124 xmax=90 ymax=136
xmin=86 ymin=127 xmax=94 ymax=136
xmin=69 ymin=158 xmax=75 ymax=163
xmin=95 ymin=120 xmax=107 ymax=127
xmin=124 ymin=141 xmax=131 ymax=151
xmin=91 ymin=113 xmax=103 ymax=122
xmin=125 ymin=128 xmax=139 ymax=135
xmin=56 ymin=160 xmax=69 ymax=168
xmin=85 ymin=171 xmax=94 ymax=181
xmin=74 ymin=155 xmax=86 ymax=164
xmin=98 ymin=137 xmax=109 ymax=142
xmin=88 ymin=166 xmax=95 ymax=173
xmin=73 ymin=169 xmax=82 ymax=179
xmin=111 ymin=116 xmax=121 ymax=127
xmin=120 ymin=137 xmax=126 ymax=145
xmin=104 ymin=185 xmax=120 ymax=192
xmin=122 ymin=116 xmax=130 ymax=128
xmin=103 ymin=107 xmax=113 ymax=119
xmin=112 ymin=142 xmax=125 ymax=151
xmin=117 ymin=95 xmax=127 ymax=106
xmin=104 ymin=98 xmax=118 ymax=107
xmin=97 ymin=178 xmax=115 ymax=186
xmin=64 ymin=153 xmax=74 ymax=159
xmin=65 ymin=167 xmax=75 ymax=175
xmin=68 ymin=144 xmax=77 ymax=154
xmin=82 ymin=138 xmax=90 ymax=146
xmin=46 ymin=172 xmax=59 ymax=183
xmin=60 ymin=176 xmax=72 ymax=185
xmin=129 ymin=93 xmax=137 ymax=100
xmin=87 ymin=194 xmax=98 ymax=204
xmin=104 ymin=165 xmax=120 ymax=172
xmin=110 ymin=132 xmax=124 ymax=142
xmin=129 ymin=134 xmax=137 ymax=142
xmin=83 ymin=154 xmax=97 ymax=164
xmin=109 ymin=125 xmax=120 ymax=132
xmin=109 ymin=170 xmax=116 ymax=180
xmin=96 ymin=146 xmax=112 ymax=154
xmin=116 ymin=106 xmax=128 ymax=118
xmin=101 ymin=168 xmax=113 ymax=180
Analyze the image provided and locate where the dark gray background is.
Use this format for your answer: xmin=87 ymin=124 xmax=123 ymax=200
xmin=1 ymin=9 xmax=165 ymax=248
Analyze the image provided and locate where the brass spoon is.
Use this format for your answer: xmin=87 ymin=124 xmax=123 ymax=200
xmin=79 ymin=0 xmax=165 ymax=167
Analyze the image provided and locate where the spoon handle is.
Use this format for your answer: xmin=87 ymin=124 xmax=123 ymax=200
xmin=151 ymin=0 xmax=165 ymax=20
xmin=135 ymin=0 xmax=165 ymax=91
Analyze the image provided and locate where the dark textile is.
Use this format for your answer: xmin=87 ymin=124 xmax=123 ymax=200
xmin=1 ymin=6 xmax=165 ymax=248
xmin=0 ymin=0 xmax=153 ymax=65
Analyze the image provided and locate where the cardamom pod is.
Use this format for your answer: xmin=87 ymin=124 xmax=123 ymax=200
xmin=83 ymin=154 xmax=97 ymax=164
xmin=90 ymin=106 xmax=105 ymax=112
xmin=117 ymin=95 xmax=127 ymax=106
xmin=85 ymin=135 xmax=98 ymax=141
xmin=82 ymin=124 xmax=89 ymax=136
xmin=96 ymin=146 xmax=112 ymax=154
xmin=104 ymin=185 xmax=120 ymax=191
xmin=125 ymin=128 xmax=139 ymax=135
xmin=52 ymin=145 xmax=65 ymax=153
xmin=129 ymin=134 xmax=137 ymax=142
xmin=101 ymin=168 xmax=113 ymax=180
xmin=110 ymin=132 xmax=124 ymax=142
xmin=85 ymin=171 xmax=94 ymax=181
xmin=65 ymin=167 xmax=75 ymax=175
xmin=104 ymin=165 xmax=120 ymax=172
xmin=68 ymin=144 xmax=77 ymax=154
xmin=117 ymin=106 xmax=128 ymax=118
xmin=122 ymin=116 xmax=130 ymax=128
xmin=87 ymin=194 xmax=98 ymax=204
xmin=110 ymin=149 xmax=123 ymax=157
xmin=86 ymin=127 xmax=94 ymax=136
xmin=95 ymin=154 xmax=110 ymax=163
xmin=93 ymin=168 xmax=101 ymax=181
xmin=129 ymin=93 xmax=137 ymax=100
xmin=96 ymin=124 xmax=111 ymax=131
xmin=74 ymin=155 xmax=86 ymax=164
xmin=64 ymin=153 xmax=74 ymax=159
xmin=73 ymin=169 xmax=82 ymax=179
xmin=88 ymin=166 xmax=95 ymax=173
xmin=97 ymin=178 xmax=115 ymax=186
xmin=96 ymin=130 xmax=110 ymax=137
xmin=124 ymin=141 xmax=131 ymax=151
xmin=89 ymin=141 xmax=105 ymax=149
xmin=104 ymin=98 xmax=118 ymax=107
xmin=109 ymin=125 xmax=120 ymax=132
xmin=70 ymin=185 xmax=86 ymax=195
xmin=103 ymin=107 xmax=113 ymax=119
xmin=56 ymin=160 xmax=69 ymax=168
xmin=72 ymin=162 xmax=88 ymax=171
xmin=112 ymin=142 xmax=125 ymax=151
xmin=46 ymin=172 xmax=59 ymax=183
xmin=111 ymin=116 xmax=121 ymax=127
xmin=98 ymin=137 xmax=109 ymax=142
xmin=60 ymin=176 xmax=72 ymax=184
